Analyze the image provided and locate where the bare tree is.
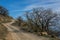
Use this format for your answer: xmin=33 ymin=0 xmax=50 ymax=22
xmin=25 ymin=8 xmax=58 ymax=34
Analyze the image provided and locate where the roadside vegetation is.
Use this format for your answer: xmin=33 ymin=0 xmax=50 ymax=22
xmin=12 ymin=7 xmax=60 ymax=40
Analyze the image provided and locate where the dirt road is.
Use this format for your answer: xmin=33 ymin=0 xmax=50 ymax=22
xmin=3 ymin=20 xmax=50 ymax=40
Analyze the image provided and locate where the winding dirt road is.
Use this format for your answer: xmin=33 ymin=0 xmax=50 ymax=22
xmin=3 ymin=20 xmax=50 ymax=40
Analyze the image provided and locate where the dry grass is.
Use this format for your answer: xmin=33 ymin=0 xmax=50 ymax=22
xmin=0 ymin=24 xmax=8 ymax=40
xmin=0 ymin=15 xmax=12 ymax=23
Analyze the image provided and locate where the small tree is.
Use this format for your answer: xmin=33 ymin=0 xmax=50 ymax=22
xmin=0 ymin=6 xmax=9 ymax=16
xmin=17 ymin=16 xmax=23 ymax=26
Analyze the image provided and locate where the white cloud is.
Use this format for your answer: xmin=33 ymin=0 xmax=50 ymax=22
xmin=23 ymin=0 xmax=60 ymax=12
xmin=9 ymin=0 xmax=60 ymax=14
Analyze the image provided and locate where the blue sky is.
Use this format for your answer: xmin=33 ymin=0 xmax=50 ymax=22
xmin=0 ymin=0 xmax=60 ymax=18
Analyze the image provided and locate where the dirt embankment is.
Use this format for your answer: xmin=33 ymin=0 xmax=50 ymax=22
xmin=6 ymin=32 xmax=13 ymax=40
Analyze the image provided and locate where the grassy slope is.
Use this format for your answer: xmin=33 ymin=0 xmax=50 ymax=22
xmin=0 ymin=15 xmax=12 ymax=40
xmin=0 ymin=24 xmax=8 ymax=40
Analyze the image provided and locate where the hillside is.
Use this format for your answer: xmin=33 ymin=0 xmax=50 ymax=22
xmin=0 ymin=15 xmax=12 ymax=23
xmin=0 ymin=24 xmax=8 ymax=40
xmin=3 ymin=20 xmax=59 ymax=40
xmin=0 ymin=14 xmax=12 ymax=40
xmin=0 ymin=14 xmax=59 ymax=40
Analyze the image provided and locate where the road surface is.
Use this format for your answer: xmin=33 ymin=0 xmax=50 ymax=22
xmin=3 ymin=20 xmax=50 ymax=40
